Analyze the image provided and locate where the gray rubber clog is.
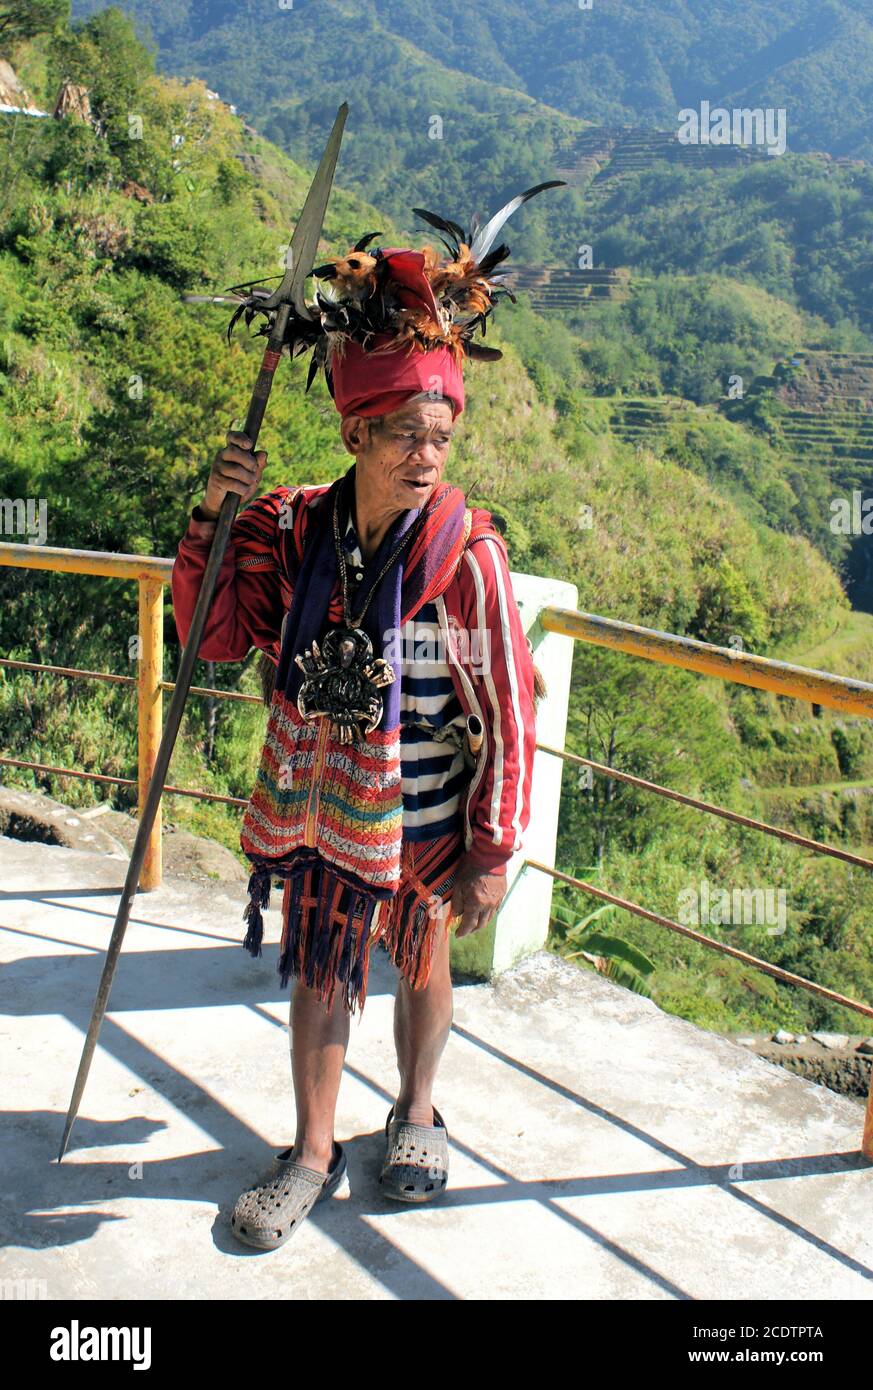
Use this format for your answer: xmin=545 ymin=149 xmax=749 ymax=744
xmin=231 ymin=1140 xmax=347 ymax=1250
xmin=379 ymin=1106 xmax=449 ymax=1203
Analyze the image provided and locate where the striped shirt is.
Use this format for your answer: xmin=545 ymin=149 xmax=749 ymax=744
xmin=342 ymin=512 xmax=469 ymax=840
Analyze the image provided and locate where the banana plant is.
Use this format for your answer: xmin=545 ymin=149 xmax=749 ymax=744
xmin=549 ymin=873 xmax=656 ymax=998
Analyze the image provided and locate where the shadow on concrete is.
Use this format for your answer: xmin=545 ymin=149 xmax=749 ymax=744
xmin=0 ymin=935 xmax=402 ymax=1015
xmin=445 ymin=1021 xmax=873 ymax=1283
xmin=3 ymin=878 xmax=870 ymax=1296
xmin=1 ymin=938 xmax=699 ymax=1298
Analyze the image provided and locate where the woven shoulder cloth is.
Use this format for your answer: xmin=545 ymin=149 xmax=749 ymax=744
xmin=237 ymin=472 xmax=497 ymax=968
xmin=274 ymin=483 xmax=476 ymax=594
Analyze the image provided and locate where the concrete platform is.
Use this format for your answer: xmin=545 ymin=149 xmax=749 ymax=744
xmin=0 ymin=834 xmax=871 ymax=1301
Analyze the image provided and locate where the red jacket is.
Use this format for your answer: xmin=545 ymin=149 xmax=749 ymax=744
xmin=171 ymin=484 xmax=538 ymax=875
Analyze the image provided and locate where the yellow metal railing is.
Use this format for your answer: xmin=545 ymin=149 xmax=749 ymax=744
xmin=1 ymin=544 xmax=871 ymax=1157
xmin=1 ymin=543 xmax=172 ymax=888
xmin=539 ymin=606 xmax=873 ymax=718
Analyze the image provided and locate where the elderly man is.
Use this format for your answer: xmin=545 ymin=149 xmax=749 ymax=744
xmin=171 ymin=235 xmax=539 ymax=1251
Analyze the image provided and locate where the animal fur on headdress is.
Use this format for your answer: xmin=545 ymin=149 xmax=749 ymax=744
xmin=226 ymin=180 xmax=566 ymax=402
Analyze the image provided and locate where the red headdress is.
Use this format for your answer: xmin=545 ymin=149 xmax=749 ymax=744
xmin=227 ymin=182 xmax=566 ymax=421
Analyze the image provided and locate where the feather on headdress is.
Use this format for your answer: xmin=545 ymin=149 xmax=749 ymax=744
xmin=226 ymin=179 xmax=565 ymax=412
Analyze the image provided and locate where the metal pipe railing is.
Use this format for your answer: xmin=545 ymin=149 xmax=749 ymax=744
xmin=536 ymin=742 xmax=873 ymax=871
xmin=0 ymin=541 xmax=173 ymax=583
xmin=528 ymin=858 xmax=873 ymax=1161
xmin=540 ymin=606 xmax=873 ymax=718
xmin=0 ymin=658 xmax=262 ymax=704
xmin=526 ymin=859 xmax=873 ymax=1021
xmin=0 ymin=756 xmax=248 ymax=807
xmin=2 ymin=543 xmax=871 ymax=1154
xmin=0 ymin=544 xmax=173 ymax=884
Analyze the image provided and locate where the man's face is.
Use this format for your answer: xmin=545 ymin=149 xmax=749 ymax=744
xmin=342 ymin=398 xmax=456 ymax=511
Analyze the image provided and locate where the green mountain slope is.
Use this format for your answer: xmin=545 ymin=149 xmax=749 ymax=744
xmin=68 ymin=1 xmax=873 ymax=343
xmin=73 ymin=0 xmax=873 ymax=160
xmin=575 ymin=158 xmax=873 ymax=336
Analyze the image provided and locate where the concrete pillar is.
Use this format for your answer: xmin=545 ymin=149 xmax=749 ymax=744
xmin=451 ymin=572 xmax=578 ymax=979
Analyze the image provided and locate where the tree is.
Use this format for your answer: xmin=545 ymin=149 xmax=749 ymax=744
xmin=559 ymin=650 xmax=739 ymax=867
xmin=48 ymin=7 xmax=152 ymax=145
xmin=0 ymin=0 xmax=66 ymax=43
xmin=549 ymin=896 xmax=656 ymax=998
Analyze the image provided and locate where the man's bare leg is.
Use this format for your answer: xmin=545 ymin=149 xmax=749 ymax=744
xmin=287 ymin=981 xmax=350 ymax=1175
xmin=393 ymin=913 xmax=454 ymax=1126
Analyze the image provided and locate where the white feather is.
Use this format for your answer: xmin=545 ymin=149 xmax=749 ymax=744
xmin=469 ymin=181 xmax=565 ymax=263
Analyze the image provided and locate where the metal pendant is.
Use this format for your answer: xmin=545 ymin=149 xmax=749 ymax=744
xmin=295 ymin=625 xmax=395 ymax=744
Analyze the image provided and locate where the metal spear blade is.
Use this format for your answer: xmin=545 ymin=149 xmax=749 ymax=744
xmin=57 ymin=103 xmax=349 ymax=1164
xmin=259 ymin=102 xmax=348 ymax=318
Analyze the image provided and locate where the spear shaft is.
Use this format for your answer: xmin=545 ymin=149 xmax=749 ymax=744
xmin=57 ymin=105 xmax=348 ymax=1162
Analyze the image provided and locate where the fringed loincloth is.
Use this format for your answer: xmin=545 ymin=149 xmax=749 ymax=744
xmin=279 ymin=825 xmax=464 ymax=1017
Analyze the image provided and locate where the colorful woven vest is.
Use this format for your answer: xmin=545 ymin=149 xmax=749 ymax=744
xmin=238 ymin=465 xmax=483 ymax=975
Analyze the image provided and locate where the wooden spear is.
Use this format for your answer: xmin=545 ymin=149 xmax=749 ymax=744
xmin=57 ymin=103 xmax=349 ymax=1162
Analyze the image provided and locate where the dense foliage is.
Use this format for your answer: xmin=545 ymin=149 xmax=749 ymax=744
xmin=72 ymin=0 xmax=873 ymax=163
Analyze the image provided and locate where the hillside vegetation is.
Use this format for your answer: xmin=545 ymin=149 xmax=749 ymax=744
xmin=72 ymin=0 xmax=873 ymax=163
xmin=1 ymin=5 xmax=871 ymax=1037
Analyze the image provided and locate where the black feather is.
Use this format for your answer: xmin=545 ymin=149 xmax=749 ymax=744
xmin=476 ymin=243 xmax=510 ymax=276
xmin=223 ymin=275 xmax=281 ymax=296
xmin=226 ymin=301 xmax=248 ymax=342
xmin=410 ymin=207 xmax=465 ymax=256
